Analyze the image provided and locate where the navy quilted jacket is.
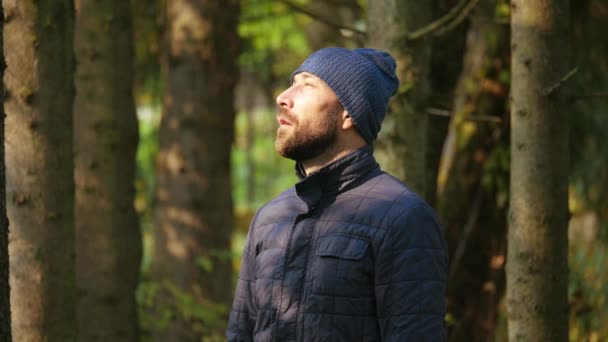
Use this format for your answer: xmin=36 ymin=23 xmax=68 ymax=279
xmin=228 ymin=146 xmax=448 ymax=341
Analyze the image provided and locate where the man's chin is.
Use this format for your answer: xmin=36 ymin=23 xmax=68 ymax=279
xmin=275 ymin=144 xmax=290 ymax=159
xmin=275 ymin=139 xmax=301 ymax=161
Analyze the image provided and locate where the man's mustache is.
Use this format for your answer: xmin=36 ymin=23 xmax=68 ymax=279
xmin=277 ymin=109 xmax=298 ymax=124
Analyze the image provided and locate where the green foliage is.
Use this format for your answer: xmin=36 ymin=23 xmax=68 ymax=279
xmin=196 ymin=248 xmax=235 ymax=273
xmin=131 ymin=0 xmax=162 ymax=100
xmin=482 ymin=142 xmax=510 ymax=209
xmin=239 ymin=0 xmax=309 ymax=59
xmin=239 ymin=0 xmax=311 ymax=84
xmin=196 ymin=256 xmax=214 ymax=273
xmin=137 ymin=280 xmax=228 ymax=341
xmin=134 ymin=106 xmax=160 ymax=274
xmin=494 ymin=0 xmax=510 ymax=23
xmin=569 ymin=238 xmax=608 ymax=340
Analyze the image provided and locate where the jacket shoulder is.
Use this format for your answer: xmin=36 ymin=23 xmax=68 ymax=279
xmin=354 ymin=171 xmax=427 ymax=210
xmin=343 ymin=172 xmax=444 ymax=236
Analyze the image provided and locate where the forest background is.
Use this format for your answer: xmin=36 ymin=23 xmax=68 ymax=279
xmin=0 ymin=0 xmax=606 ymax=341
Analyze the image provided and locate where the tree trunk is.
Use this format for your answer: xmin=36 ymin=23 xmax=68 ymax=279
xmin=0 ymin=5 xmax=12 ymax=341
xmin=151 ymin=0 xmax=240 ymax=340
xmin=73 ymin=0 xmax=141 ymax=341
xmin=4 ymin=1 xmax=76 ymax=340
xmin=367 ymin=0 xmax=433 ymax=196
xmin=507 ymin=0 xmax=570 ymax=340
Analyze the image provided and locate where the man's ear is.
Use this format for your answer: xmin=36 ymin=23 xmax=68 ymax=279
xmin=341 ymin=111 xmax=356 ymax=130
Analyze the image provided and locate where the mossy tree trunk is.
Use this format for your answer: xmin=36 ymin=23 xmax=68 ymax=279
xmin=507 ymin=0 xmax=570 ymax=340
xmin=3 ymin=0 xmax=76 ymax=340
xmin=151 ymin=0 xmax=240 ymax=340
xmin=367 ymin=0 xmax=433 ymax=197
xmin=74 ymin=0 xmax=141 ymax=341
xmin=0 ymin=5 xmax=12 ymax=341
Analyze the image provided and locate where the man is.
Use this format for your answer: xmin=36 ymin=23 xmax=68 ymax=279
xmin=228 ymin=47 xmax=448 ymax=341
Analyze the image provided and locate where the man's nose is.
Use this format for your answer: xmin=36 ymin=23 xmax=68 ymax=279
xmin=276 ymin=87 xmax=293 ymax=109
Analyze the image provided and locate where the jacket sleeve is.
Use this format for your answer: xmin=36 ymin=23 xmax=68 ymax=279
xmin=375 ymin=203 xmax=448 ymax=341
xmin=227 ymin=220 xmax=258 ymax=341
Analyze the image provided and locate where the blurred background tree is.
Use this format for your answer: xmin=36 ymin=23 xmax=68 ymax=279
xmin=74 ymin=0 xmax=142 ymax=340
xmin=147 ymin=0 xmax=239 ymax=341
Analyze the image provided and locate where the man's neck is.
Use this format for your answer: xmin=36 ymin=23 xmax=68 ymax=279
xmin=300 ymin=144 xmax=364 ymax=176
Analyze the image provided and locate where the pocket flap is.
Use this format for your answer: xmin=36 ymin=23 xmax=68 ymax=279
xmin=316 ymin=235 xmax=369 ymax=260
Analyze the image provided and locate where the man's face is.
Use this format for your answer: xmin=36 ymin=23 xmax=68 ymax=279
xmin=275 ymin=72 xmax=343 ymax=162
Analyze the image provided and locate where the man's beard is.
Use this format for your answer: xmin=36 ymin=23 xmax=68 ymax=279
xmin=275 ymin=107 xmax=340 ymax=162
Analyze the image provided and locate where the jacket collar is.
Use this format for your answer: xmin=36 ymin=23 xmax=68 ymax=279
xmin=294 ymin=145 xmax=379 ymax=211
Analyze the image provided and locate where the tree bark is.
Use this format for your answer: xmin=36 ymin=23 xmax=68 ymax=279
xmin=367 ymin=0 xmax=433 ymax=197
xmin=0 ymin=5 xmax=12 ymax=341
xmin=73 ymin=0 xmax=141 ymax=341
xmin=507 ymin=0 xmax=570 ymax=341
xmin=4 ymin=0 xmax=76 ymax=340
xmin=151 ymin=0 xmax=240 ymax=340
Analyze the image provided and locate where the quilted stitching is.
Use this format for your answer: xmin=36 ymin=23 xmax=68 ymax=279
xmin=228 ymin=147 xmax=448 ymax=341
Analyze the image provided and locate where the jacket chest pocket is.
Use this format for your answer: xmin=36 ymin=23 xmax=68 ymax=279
xmin=312 ymin=235 xmax=374 ymax=297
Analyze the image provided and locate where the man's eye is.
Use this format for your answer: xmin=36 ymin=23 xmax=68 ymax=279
xmin=304 ymin=82 xmax=314 ymax=87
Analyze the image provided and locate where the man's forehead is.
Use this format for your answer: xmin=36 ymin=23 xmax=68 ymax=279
xmin=293 ymin=72 xmax=320 ymax=82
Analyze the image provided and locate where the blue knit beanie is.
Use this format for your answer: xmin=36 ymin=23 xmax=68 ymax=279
xmin=291 ymin=47 xmax=399 ymax=144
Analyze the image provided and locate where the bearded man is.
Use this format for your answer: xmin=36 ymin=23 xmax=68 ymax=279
xmin=227 ymin=47 xmax=448 ymax=341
